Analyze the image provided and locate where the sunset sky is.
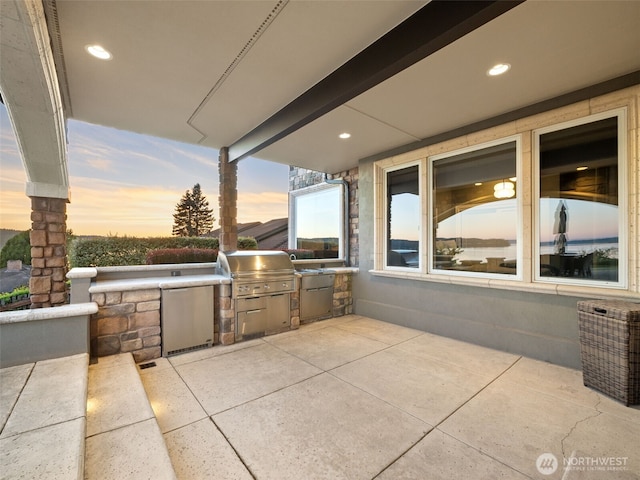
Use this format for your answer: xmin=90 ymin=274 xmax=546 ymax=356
xmin=0 ymin=104 xmax=289 ymax=237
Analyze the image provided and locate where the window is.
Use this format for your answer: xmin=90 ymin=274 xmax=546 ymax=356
xmin=535 ymin=111 xmax=625 ymax=286
xmin=289 ymin=182 xmax=346 ymax=260
xmin=373 ymin=106 xmax=631 ymax=294
xmin=385 ymin=164 xmax=421 ymax=269
xmin=431 ymin=140 xmax=519 ymax=277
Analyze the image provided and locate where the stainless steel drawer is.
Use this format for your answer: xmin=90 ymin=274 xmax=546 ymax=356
xmin=236 ymin=296 xmax=267 ymax=312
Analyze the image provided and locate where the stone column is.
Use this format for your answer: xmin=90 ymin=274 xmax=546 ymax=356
xmin=218 ymin=147 xmax=238 ymax=252
xmin=29 ymin=196 xmax=68 ymax=308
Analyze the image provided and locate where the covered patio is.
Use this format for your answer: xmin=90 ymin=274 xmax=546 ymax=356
xmin=3 ymin=315 xmax=639 ymax=479
xmin=1 ymin=1 xmax=640 ymax=478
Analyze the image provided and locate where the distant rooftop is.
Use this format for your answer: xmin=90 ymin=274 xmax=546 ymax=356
xmin=209 ymin=218 xmax=288 ymax=250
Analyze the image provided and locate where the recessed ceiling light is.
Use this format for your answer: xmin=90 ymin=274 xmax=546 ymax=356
xmin=85 ymin=44 xmax=112 ymax=60
xmin=576 ymin=166 xmax=588 ymax=171
xmin=338 ymin=132 xmax=351 ymax=139
xmin=487 ymin=63 xmax=510 ymax=76
xmin=475 ymin=182 xmax=483 ymax=186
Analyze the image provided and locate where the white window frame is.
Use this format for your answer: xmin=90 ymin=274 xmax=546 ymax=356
xmin=533 ymin=108 xmax=628 ymax=289
xmin=288 ymin=182 xmax=346 ymax=261
xmin=427 ymin=136 xmax=523 ymax=281
xmin=382 ymin=160 xmax=424 ymax=272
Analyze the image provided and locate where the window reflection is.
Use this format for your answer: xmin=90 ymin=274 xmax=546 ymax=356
xmin=387 ymin=165 xmax=420 ymax=268
xmin=538 ymin=116 xmax=619 ymax=282
xmin=432 ymin=141 xmax=518 ymax=275
xmin=290 ymin=183 xmax=344 ymax=259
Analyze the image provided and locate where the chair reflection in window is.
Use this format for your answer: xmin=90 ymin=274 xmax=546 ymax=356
xmin=540 ymin=252 xmax=593 ymax=277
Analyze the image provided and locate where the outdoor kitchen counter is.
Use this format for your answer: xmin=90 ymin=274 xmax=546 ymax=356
xmin=88 ymin=274 xmax=229 ymax=293
xmin=295 ymin=267 xmax=359 ymax=276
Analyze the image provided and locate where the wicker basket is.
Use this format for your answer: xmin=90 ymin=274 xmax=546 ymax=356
xmin=577 ymin=300 xmax=640 ymax=406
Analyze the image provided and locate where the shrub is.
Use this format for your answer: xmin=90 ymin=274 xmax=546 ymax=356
xmin=69 ymin=235 xmax=258 ymax=267
xmin=69 ymin=236 xmax=219 ymax=267
xmin=0 ymin=230 xmax=31 ymax=267
xmin=0 ymin=286 xmax=29 ymax=305
xmin=237 ymin=237 xmax=258 ymax=250
xmin=146 ymin=248 xmax=218 ymax=265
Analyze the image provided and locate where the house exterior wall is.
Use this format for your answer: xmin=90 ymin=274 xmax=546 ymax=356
xmin=353 ymin=86 xmax=640 ymax=369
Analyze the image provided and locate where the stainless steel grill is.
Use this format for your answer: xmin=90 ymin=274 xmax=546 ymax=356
xmin=217 ymin=250 xmax=296 ymax=340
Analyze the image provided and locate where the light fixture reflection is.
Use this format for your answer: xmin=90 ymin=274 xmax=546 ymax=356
xmin=493 ymin=181 xmax=515 ymax=199
xmin=576 ymin=166 xmax=588 ymax=171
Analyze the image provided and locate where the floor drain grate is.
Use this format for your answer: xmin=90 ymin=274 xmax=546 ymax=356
xmin=139 ymin=362 xmax=157 ymax=369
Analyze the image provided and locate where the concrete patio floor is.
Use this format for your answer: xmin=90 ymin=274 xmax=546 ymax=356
xmin=138 ymin=314 xmax=640 ymax=480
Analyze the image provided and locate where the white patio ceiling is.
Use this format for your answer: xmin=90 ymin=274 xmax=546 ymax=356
xmin=7 ymin=0 xmax=640 ymax=175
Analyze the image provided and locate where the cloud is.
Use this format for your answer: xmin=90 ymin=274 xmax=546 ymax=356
xmin=237 ymin=191 xmax=289 ymax=223
xmin=1 ymin=106 xmax=289 ymax=238
xmin=85 ymin=158 xmax=114 ymax=172
xmin=0 ymin=188 xmax=31 ymax=231
xmin=67 ymin=179 xmax=186 ymax=236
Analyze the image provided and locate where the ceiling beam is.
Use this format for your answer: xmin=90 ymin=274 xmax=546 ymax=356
xmin=228 ymin=0 xmax=525 ymax=162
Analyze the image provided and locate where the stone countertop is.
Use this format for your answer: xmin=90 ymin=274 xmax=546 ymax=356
xmin=88 ymin=275 xmax=230 ymax=294
xmin=0 ymin=302 xmax=99 ymax=324
xmin=295 ymin=267 xmax=358 ymax=276
xmin=326 ymin=267 xmax=358 ymax=274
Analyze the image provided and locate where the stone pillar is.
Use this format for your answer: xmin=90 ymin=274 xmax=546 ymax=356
xmin=29 ymin=196 xmax=68 ymax=308
xmin=218 ymin=147 xmax=238 ymax=252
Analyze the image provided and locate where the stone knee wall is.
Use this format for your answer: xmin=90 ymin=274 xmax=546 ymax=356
xmin=90 ymin=289 xmax=161 ymax=363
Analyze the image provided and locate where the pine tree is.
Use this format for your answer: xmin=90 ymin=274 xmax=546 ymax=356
xmin=172 ymin=183 xmax=215 ymax=237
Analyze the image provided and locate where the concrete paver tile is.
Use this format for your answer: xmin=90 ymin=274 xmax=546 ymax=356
xmin=1 ymin=354 xmax=87 ymax=438
xmin=265 ymin=325 xmax=389 ymax=370
xmin=332 ymin=346 xmax=495 ymax=425
xmin=86 ymin=354 xmax=154 ymax=437
xmin=85 ymin=418 xmax=176 ymax=480
xmin=0 ymin=362 xmax=33 ymax=431
xmin=0 ymin=417 xmax=85 ymax=479
xmin=377 ymin=428 xmax=530 ymax=480
xmin=164 ymin=418 xmax=253 ymax=480
xmin=395 ymin=333 xmax=520 ymax=377
xmin=176 ymin=342 xmax=321 ymax=415
xmin=168 ymin=338 xmax=264 ymax=367
xmin=438 ymin=378 xmax=639 ymax=479
xmin=334 ymin=316 xmax=423 ymax=345
xmin=213 ymin=373 xmax=430 ymax=480
xmin=500 ymin=356 xmax=640 ymax=424
xmin=139 ymin=363 xmax=207 ymax=433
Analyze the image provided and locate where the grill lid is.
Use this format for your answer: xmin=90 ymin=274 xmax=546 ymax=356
xmin=217 ymin=250 xmax=294 ymax=277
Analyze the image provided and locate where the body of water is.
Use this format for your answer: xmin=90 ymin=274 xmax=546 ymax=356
xmin=453 ymin=242 xmax=618 ymax=263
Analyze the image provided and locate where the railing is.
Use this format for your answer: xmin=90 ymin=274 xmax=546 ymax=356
xmin=0 ymin=298 xmax=31 ymax=312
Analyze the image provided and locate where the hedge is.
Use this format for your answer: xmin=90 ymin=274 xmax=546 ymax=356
xmin=68 ymin=236 xmax=258 ymax=267
xmin=146 ymin=248 xmax=219 ymax=265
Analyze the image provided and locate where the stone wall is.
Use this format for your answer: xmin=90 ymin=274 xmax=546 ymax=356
xmin=90 ymin=289 xmax=161 ymax=363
